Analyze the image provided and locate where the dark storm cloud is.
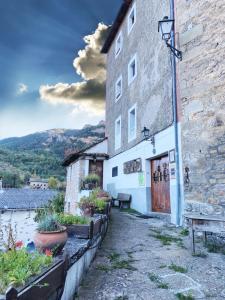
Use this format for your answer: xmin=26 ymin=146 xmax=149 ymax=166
xmin=39 ymin=23 xmax=109 ymax=114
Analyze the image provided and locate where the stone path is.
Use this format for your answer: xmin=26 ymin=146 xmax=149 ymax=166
xmin=75 ymin=209 xmax=225 ymax=300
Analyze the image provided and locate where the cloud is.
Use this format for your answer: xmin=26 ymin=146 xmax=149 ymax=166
xmin=17 ymin=83 xmax=28 ymax=95
xmin=39 ymin=23 xmax=109 ymax=116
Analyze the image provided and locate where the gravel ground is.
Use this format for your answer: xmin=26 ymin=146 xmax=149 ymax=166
xmin=75 ymin=209 xmax=225 ymax=300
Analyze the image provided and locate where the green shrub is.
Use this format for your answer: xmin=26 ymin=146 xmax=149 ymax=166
xmin=0 ymin=249 xmax=52 ymax=293
xmin=34 ymin=192 xmax=65 ymax=222
xmin=95 ymin=199 xmax=106 ymax=211
xmin=56 ymin=214 xmax=90 ymax=225
xmin=37 ymin=215 xmax=62 ymax=232
xmin=83 ymin=174 xmax=100 ymax=184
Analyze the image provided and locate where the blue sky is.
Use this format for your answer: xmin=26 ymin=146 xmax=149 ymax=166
xmin=0 ymin=0 xmax=121 ymax=139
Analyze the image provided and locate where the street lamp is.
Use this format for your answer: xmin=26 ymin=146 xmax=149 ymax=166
xmin=158 ymin=16 xmax=182 ymax=60
xmin=141 ymin=127 xmax=156 ymax=154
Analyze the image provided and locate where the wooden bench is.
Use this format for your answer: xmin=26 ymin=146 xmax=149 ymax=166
xmin=114 ymin=193 xmax=131 ymax=209
xmin=184 ymin=214 xmax=225 ymax=253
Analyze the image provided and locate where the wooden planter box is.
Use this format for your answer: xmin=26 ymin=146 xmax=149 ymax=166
xmin=65 ymin=218 xmax=103 ymax=239
xmin=66 ymin=223 xmax=92 ymax=239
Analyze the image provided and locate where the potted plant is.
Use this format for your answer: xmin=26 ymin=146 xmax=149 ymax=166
xmin=34 ymin=215 xmax=68 ymax=255
xmin=78 ymin=196 xmax=96 ymax=217
xmin=95 ymin=189 xmax=111 ymax=202
xmin=95 ymin=199 xmax=107 ymax=214
xmin=56 ymin=214 xmax=92 ymax=238
xmin=82 ymin=174 xmax=101 ymax=190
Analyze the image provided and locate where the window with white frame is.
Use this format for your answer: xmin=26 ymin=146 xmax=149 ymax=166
xmin=115 ymin=75 xmax=122 ymax=101
xmin=128 ymin=104 xmax=137 ymax=141
xmin=128 ymin=54 xmax=137 ymax=85
xmin=115 ymin=116 xmax=121 ymax=150
xmin=127 ymin=2 xmax=136 ymax=34
xmin=115 ymin=31 xmax=123 ymax=57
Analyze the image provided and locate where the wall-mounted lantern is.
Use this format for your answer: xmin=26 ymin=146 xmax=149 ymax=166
xmin=141 ymin=127 xmax=156 ymax=154
xmin=158 ymin=16 xmax=182 ymax=60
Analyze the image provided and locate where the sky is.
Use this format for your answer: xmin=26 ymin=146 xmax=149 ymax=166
xmin=0 ymin=0 xmax=122 ymax=139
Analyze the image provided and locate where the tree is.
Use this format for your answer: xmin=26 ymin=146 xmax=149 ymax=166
xmin=48 ymin=177 xmax=59 ymax=189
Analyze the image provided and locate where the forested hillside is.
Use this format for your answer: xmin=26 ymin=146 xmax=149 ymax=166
xmin=0 ymin=122 xmax=105 ymax=187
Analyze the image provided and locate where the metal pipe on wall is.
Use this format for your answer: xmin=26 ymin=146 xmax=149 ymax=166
xmin=169 ymin=0 xmax=182 ymax=225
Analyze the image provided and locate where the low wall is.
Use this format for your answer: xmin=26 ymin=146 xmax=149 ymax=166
xmin=62 ymin=221 xmax=108 ymax=300
xmin=2 ymin=215 xmax=109 ymax=300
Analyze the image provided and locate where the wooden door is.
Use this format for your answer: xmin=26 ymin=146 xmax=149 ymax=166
xmin=151 ymin=156 xmax=170 ymax=213
xmin=89 ymin=160 xmax=103 ymax=188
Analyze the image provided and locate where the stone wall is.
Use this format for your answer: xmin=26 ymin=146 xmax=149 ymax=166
xmin=105 ymin=0 xmax=173 ymax=157
xmin=176 ymin=0 xmax=225 ymax=215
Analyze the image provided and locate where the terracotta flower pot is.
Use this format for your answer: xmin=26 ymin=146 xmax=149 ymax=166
xmin=34 ymin=226 xmax=68 ymax=255
xmin=83 ymin=207 xmax=95 ymax=217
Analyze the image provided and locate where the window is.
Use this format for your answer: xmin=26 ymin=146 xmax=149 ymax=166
xmin=127 ymin=2 xmax=136 ymax=34
xmin=128 ymin=104 xmax=137 ymax=141
xmin=112 ymin=167 xmax=118 ymax=177
xmin=115 ymin=75 xmax=122 ymax=102
xmin=115 ymin=31 xmax=123 ymax=57
xmin=115 ymin=116 xmax=121 ymax=150
xmin=128 ymin=54 xmax=137 ymax=85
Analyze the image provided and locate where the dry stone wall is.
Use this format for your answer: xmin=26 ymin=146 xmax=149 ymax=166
xmin=176 ymin=0 xmax=225 ymax=215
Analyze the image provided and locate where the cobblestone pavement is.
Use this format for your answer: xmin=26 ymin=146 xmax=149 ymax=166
xmin=76 ymin=209 xmax=225 ymax=300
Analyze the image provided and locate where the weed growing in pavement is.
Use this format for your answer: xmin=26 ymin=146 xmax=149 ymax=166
xmin=159 ymin=264 xmax=167 ymax=269
xmin=169 ymin=263 xmax=187 ymax=273
xmin=112 ymin=259 xmax=137 ymax=271
xmin=148 ymin=272 xmax=159 ymax=282
xmin=108 ymin=252 xmax=120 ymax=262
xmin=95 ymin=264 xmax=111 ymax=272
xmin=157 ymin=282 xmax=169 ymax=289
xmin=148 ymin=272 xmax=169 ymax=289
xmin=176 ymin=291 xmax=195 ymax=300
xmin=149 ymin=233 xmax=182 ymax=246
xmin=180 ymin=228 xmax=189 ymax=236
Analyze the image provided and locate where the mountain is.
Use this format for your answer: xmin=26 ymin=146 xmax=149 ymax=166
xmin=0 ymin=121 xmax=105 ymax=186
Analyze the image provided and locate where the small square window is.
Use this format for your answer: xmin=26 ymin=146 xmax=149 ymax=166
xmin=128 ymin=104 xmax=137 ymax=142
xmin=128 ymin=54 xmax=137 ymax=85
xmin=112 ymin=167 xmax=118 ymax=177
xmin=115 ymin=32 xmax=123 ymax=57
xmin=115 ymin=75 xmax=122 ymax=102
xmin=128 ymin=3 xmax=136 ymax=34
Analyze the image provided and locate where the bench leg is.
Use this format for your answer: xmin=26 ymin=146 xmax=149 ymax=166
xmin=204 ymin=231 xmax=207 ymax=246
xmin=191 ymin=229 xmax=195 ymax=254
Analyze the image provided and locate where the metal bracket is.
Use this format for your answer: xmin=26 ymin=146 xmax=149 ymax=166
xmin=166 ymin=41 xmax=182 ymax=61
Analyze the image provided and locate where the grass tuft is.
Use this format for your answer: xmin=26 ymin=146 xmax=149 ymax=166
xmin=180 ymin=228 xmax=189 ymax=236
xmin=112 ymin=260 xmax=137 ymax=271
xmin=169 ymin=263 xmax=187 ymax=273
xmin=150 ymin=233 xmax=182 ymax=246
xmin=157 ymin=282 xmax=169 ymax=289
xmin=148 ymin=272 xmax=159 ymax=282
xmin=108 ymin=252 xmax=120 ymax=262
xmin=176 ymin=292 xmax=195 ymax=300
xmin=95 ymin=264 xmax=111 ymax=272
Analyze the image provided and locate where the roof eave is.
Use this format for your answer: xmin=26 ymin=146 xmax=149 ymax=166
xmin=101 ymin=0 xmax=133 ymax=54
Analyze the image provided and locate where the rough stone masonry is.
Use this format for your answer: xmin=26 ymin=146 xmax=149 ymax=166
xmin=176 ymin=0 xmax=225 ymax=215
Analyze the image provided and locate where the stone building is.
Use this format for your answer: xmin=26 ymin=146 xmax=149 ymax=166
xmin=102 ymin=0 xmax=182 ymax=224
xmin=175 ymin=0 xmax=225 ymax=216
xmin=29 ymin=178 xmax=49 ymax=190
xmin=63 ymin=139 xmax=108 ymax=214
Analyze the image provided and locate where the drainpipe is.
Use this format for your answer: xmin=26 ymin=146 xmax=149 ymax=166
xmin=170 ymin=0 xmax=181 ymax=225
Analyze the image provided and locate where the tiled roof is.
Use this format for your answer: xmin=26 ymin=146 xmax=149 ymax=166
xmin=0 ymin=189 xmax=58 ymax=210
xmin=62 ymin=138 xmax=108 ymax=167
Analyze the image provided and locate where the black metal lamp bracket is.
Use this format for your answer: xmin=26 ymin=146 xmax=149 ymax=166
xmin=166 ymin=41 xmax=182 ymax=61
